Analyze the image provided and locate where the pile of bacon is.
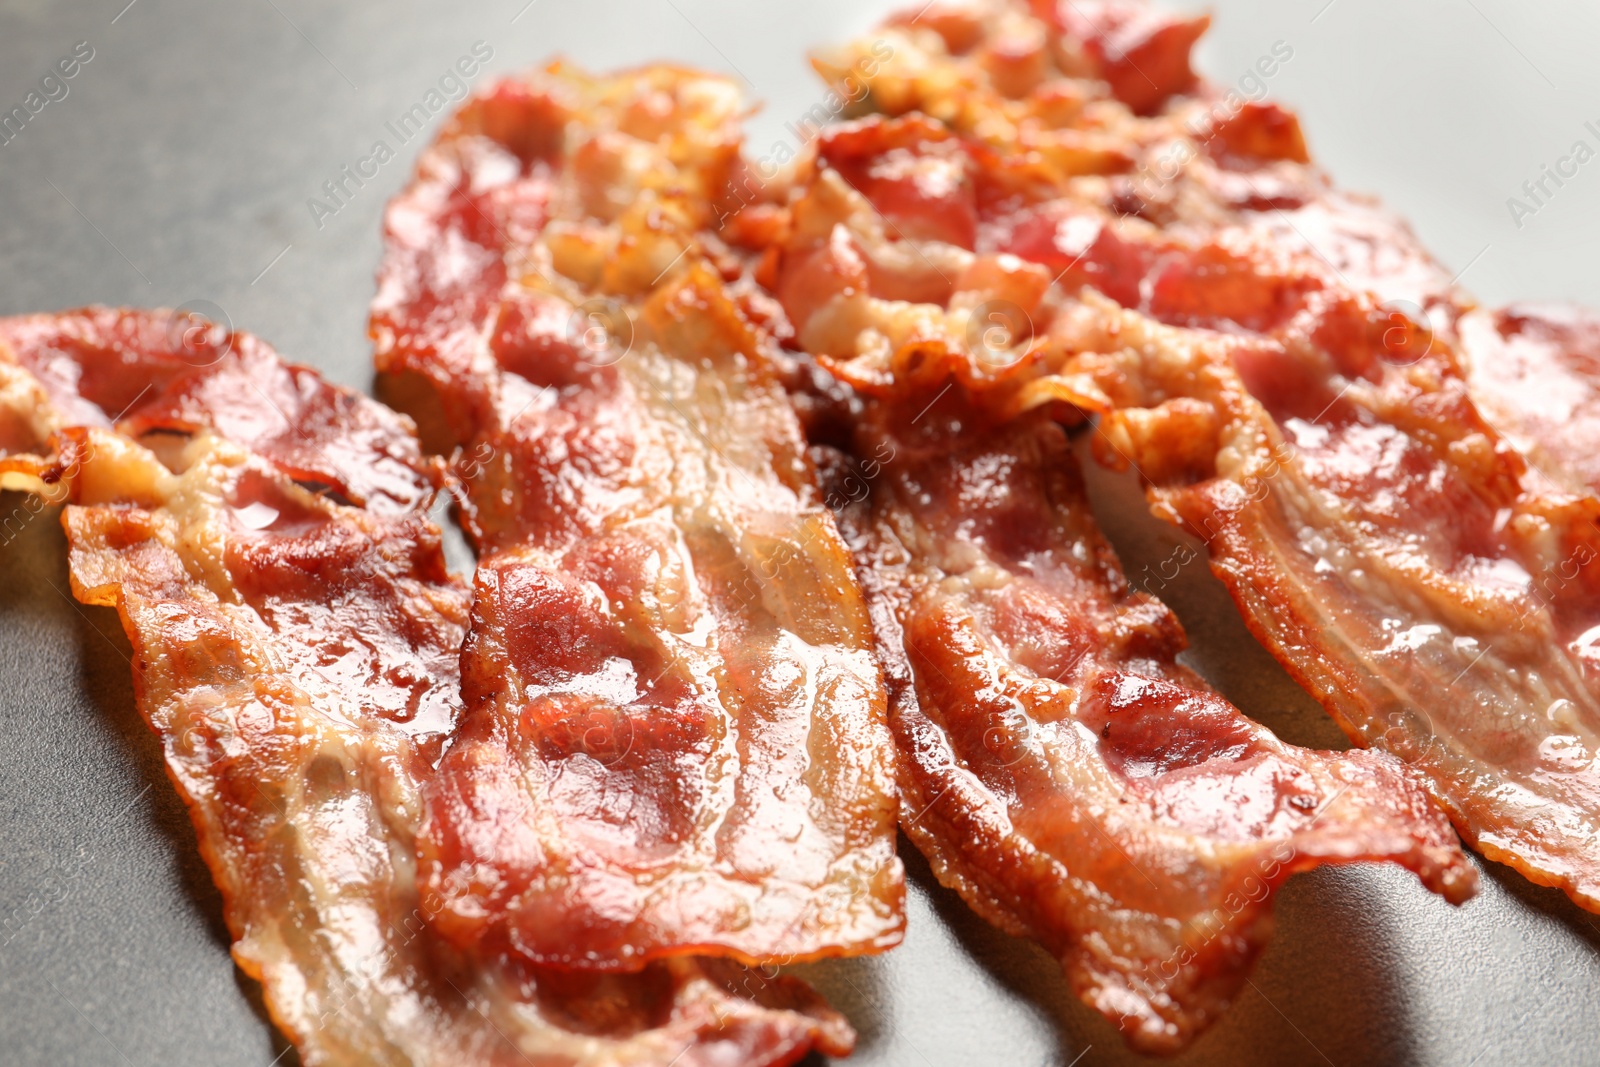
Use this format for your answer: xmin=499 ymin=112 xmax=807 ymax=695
xmin=5 ymin=0 xmax=1600 ymax=1060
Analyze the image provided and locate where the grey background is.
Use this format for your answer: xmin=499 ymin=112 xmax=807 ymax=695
xmin=1 ymin=1 xmax=1598 ymax=1065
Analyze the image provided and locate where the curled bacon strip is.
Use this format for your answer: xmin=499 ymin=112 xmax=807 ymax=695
xmin=0 ymin=308 xmax=437 ymax=513
xmin=1071 ymin=300 xmax=1600 ymax=913
xmin=809 ymin=0 xmax=1600 ymax=913
xmin=807 ymin=370 xmax=1471 ymax=1053
xmin=370 ymin=67 xmax=904 ymax=973
xmin=0 ymin=316 xmax=854 ymax=1066
xmin=762 ymin=88 xmax=1474 ymax=1058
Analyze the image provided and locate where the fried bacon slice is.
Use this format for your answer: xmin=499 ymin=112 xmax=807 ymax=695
xmin=0 ymin=315 xmax=855 ymax=1066
xmin=369 ymin=66 xmax=904 ymax=972
xmin=1066 ymin=299 xmax=1600 ymax=914
xmin=800 ymin=1 xmax=1600 ymax=912
xmin=0 ymin=308 xmax=437 ymax=513
xmin=818 ymin=390 xmax=1473 ymax=1053
xmin=1458 ymin=303 xmax=1600 ymax=496
xmin=767 ymin=119 xmax=1474 ymax=1050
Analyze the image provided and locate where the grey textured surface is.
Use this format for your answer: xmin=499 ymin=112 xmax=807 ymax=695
xmin=2 ymin=1 xmax=1599 ymax=1065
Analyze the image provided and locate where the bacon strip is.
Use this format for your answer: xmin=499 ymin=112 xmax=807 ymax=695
xmin=1072 ymin=299 xmax=1600 ymax=914
xmin=805 ymin=0 xmax=1600 ymax=913
xmin=1459 ymin=302 xmax=1600 ymax=496
xmin=370 ymin=67 xmax=904 ymax=972
xmin=0 ymin=315 xmax=854 ymax=1066
xmin=810 ymin=387 xmax=1472 ymax=1053
xmin=0 ymin=308 xmax=438 ymax=513
xmin=757 ymin=60 xmax=1475 ymax=1061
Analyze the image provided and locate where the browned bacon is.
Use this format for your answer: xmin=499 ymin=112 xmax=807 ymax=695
xmin=1459 ymin=303 xmax=1600 ymax=496
xmin=0 ymin=314 xmax=855 ymax=1066
xmin=758 ymin=52 xmax=1477 ymax=1054
xmin=803 ymin=0 xmax=1600 ymax=914
xmin=1075 ymin=298 xmax=1600 ymax=913
xmin=0 ymin=308 xmax=437 ymax=513
xmin=370 ymin=66 xmax=904 ymax=973
xmin=810 ymin=383 xmax=1472 ymax=1053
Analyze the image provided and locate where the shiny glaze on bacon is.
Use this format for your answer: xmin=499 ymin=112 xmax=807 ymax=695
xmin=370 ymin=67 xmax=904 ymax=973
xmin=814 ymin=386 xmax=1472 ymax=1052
xmin=0 ymin=317 xmax=855 ymax=1066
xmin=799 ymin=1 xmax=1600 ymax=911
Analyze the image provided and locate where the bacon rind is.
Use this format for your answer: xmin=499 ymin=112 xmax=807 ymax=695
xmin=369 ymin=67 xmax=905 ymax=972
xmin=0 ymin=325 xmax=856 ymax=1065
xmin=813 ymin=0 xmax=1600 ymax=914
